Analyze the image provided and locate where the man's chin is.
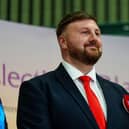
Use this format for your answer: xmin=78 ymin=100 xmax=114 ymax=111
xmin=83 ymin=51 xmax=102 ymax=65
xmin=84 ymin=56 xmax=100 ymax=65
xmin=86 ymin=51 xmax=100 ymax=57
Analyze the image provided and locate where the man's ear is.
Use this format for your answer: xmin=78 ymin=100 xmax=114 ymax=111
xmin=58 ymin=35 xmax=68 ymax=49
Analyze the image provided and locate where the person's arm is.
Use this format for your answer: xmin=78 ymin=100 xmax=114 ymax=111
xmin=17 ymin=81 xmax=53 ymax=129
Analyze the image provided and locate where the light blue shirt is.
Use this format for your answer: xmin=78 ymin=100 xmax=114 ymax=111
xmin=62 ymin=60 xmax=107 ymax=118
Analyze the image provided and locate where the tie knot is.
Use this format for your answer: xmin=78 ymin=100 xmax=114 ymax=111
xmin=79 ymin=76 xmax=91 ymax=84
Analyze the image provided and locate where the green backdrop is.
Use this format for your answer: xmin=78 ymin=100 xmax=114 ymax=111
xmin=0 ymin=0 xmax=129 ymax=35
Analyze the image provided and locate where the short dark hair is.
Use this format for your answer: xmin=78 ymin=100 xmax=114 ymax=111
xmin=56 ymin=11 xmax=97 ymax=37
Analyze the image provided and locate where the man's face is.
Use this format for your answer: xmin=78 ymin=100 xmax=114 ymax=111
xmin=59 ymin=19 xmax=102 ymax=65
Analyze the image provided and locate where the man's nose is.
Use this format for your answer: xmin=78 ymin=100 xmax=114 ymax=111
xmin=89 ymin=33 xmax=98 ymax=42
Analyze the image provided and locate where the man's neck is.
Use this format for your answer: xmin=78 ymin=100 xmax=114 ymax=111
xmin=63 ymin=59 xmax=93 ymax=74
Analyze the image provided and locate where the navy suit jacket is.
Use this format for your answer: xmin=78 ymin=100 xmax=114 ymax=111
xmin=17 ymin=64 xmax=129 ymax=129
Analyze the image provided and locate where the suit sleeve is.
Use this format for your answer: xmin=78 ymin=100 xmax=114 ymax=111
xmin=17 ymin=80 xmax=53 ymax=129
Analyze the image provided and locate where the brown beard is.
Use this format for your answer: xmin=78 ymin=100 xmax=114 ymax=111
xmin=68 ymin=46 xmax=102 ymax=65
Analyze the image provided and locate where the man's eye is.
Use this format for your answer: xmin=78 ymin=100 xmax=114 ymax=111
xmin=96 ymin=32 xmax=101 ymax=36
xmin=81 ymin=31 xmax=89 ymax=34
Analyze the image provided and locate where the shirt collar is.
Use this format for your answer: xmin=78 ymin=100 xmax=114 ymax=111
xmin=62 ymin=60 xmax=97 ymax=82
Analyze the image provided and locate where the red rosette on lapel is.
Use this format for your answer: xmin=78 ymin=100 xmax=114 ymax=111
xmin=123 ymin=94 xmax=129 ymax=113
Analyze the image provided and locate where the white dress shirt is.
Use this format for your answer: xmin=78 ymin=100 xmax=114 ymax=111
xmin=62 ymin=60 xmax=107 ymax=118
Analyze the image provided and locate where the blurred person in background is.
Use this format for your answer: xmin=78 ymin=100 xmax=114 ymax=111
xmin=0 ymin=98 xmax=8 ymax=129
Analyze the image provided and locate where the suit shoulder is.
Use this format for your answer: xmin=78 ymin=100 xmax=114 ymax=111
xmin=28 ymin=70 xmax=56 ymax=83
xmin=97 ymin=75 xmax=128 ymax=93
xmin=19 ymin=70 xmax=56 ymax=93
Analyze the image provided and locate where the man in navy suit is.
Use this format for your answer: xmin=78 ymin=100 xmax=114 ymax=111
xmin=17 ymin=11 xmax=129 ymax=129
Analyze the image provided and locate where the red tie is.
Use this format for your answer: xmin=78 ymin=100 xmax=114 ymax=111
xmin=79 ymin=76 xmax=106 ymax=129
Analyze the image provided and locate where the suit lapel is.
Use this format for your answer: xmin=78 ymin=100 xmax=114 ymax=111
xmin=97 ymin=75 xmax=118 ymax=129
xmin=55 ymin=64 xmax=99 ymax=129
